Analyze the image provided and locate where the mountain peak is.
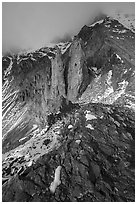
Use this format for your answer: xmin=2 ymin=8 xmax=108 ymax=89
xmin=2 ymin=9 xmax=135 ymax=202
xmin=109 ymin=11 xmax=135 ymax=32
xmin=88 ymin=11 xmax=134 ymax=33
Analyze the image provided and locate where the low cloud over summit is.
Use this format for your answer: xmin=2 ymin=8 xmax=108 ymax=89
xmin=2 ymin=2 xmax=134 ymax=54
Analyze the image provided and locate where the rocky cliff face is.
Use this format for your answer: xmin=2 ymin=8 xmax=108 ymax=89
xmin=66 ymin=38 xmax=88 ymax=102
xmin=2 ymin=16 xmax=135 ymax=201
xmin=2 ymin=104 xmax=135 ymax=202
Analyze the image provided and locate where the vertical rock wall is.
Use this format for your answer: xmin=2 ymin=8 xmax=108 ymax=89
xmin=67 ymin=39 xmax=88 ymax=102
xmin=49 ymin=47 xmax=66 ymax=113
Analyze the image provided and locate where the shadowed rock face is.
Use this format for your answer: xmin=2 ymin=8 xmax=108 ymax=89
xmin=2 ymin=104 xmax=135 ymax=202
xmin=2 ymin=16 xmax=135 ymax=202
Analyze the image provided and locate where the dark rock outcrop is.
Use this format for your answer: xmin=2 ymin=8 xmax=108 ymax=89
xmin=2 ymin=104 xmax=135 ymax=202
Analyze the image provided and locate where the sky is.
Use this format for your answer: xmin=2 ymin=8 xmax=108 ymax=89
xmin=2 ymin=2 xmax=135 ymax=54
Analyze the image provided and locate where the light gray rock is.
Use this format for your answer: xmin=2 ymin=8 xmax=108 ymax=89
xmin=67 ymin=39 xmax=86 ymax=102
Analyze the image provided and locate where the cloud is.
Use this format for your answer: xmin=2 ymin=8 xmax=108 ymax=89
xmin=2 ymin=2 xmax=135 ymax=54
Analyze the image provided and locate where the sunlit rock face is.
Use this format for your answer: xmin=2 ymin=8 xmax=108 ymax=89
xmin=48 ymin=46 xmax=66 ymax=112
xmin=2 ymin=16 xmax=135 ymax=202
xmin=67 ymin=38 xmax=89 ymax=102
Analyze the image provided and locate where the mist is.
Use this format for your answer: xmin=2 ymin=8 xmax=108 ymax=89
xmin=2 ymin=2 xmax=135 ymax=54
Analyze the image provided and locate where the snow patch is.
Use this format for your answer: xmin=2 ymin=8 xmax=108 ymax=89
xmin=103 ymin=70 xmax=114 ymax=98
xmin=125 ymin=103 xmax=135 ymax=110
xmin=50 ymin=166 xmax=62 ymax=193
xmin=85 ymin=113 xmax=97 ymax=120
xmin=120 ymin=29 xmax=127 ymax=33
xmin=86 ymin=124 xmax=94 ymax=130
xmin=90 ymin=19 xmax=104 ymax=27
xmin=19 ymin=137 xmax=27 ymax=142
xmin=115 ymin=54 xmax=123 ymax=63
xmin=33 ymin=124 xmax=38 ymax=129
xmin=105 ymin=24 xmax=111 ymax=28
xmin=106 ymin=70 xmax=112 ymax=86
xmin=123 ymin=69 xmax=127 ymax=74
xmin=26 ymin=160 xmax=33 ymax=167
xmin=57 ymin=42 xmax=71 ymax=54
xmin=118 ymin=80 xmax=128 ymax=86
xmin=40 ymin=126 xmax=49 ymax=134
xmin=104 ymin=80 xmax=129 ymax=104
xmin=115 ymin=54 xmax=121 ymax=60
xmin=25 ymin=154 xmax=30 ymax=161
xmin=68 ymin=125 xmax=73 ymax=129
xmin=104 ymin=86 xmax=114 ymax=98
xmin=112 ymin=29 xmax=127 ymax=34
xmin=4 ymin=57 xmax=13 ymax=77
xmin=2 ymin=121 xmax=63 ymax=165
xmin=30 ymin=57 xmax=36 ymax=61
xmin=17 ymin=57 xmax=28 ymax=64
xmin=75 ymin=140 xmax=81 ymax=144
xmin=92 ymin=67 xmax=98 ymax=72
